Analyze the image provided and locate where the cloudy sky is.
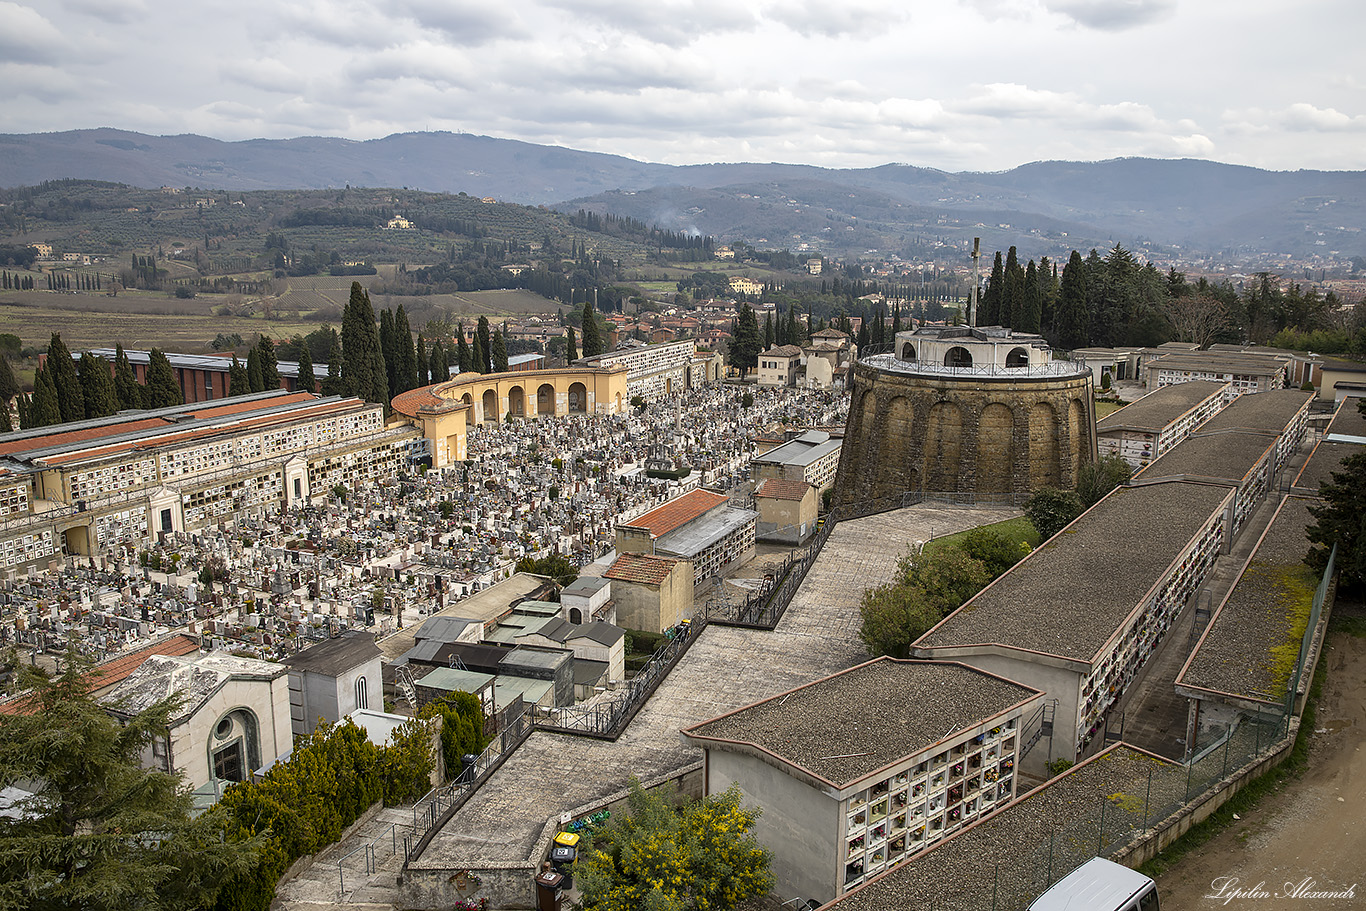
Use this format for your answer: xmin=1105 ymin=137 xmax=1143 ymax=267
xmin=3 ymin=0 xmax=1361 ymax=172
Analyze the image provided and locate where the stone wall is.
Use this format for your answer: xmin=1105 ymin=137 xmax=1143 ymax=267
xmin=834 ymin=362 xmax=1096 ymax=507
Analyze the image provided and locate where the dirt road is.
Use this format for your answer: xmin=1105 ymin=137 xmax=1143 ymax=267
xmin=1156 ymin=620 xmax=1365 ymax=910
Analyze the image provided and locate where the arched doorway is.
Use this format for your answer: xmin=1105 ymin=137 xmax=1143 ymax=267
xmin=537 ymin=383 xmax=555 ymax=416
xmin=944 ymin=346 xmax=973 ymax=368
xmin=1006 ymin=347 xmax=1029 ymax=368
xmin=209 ymin=708 xmax=260 ymax=783
xmin=901 ymin=342 xmax=917 ymax=362
xmin=568 ymin=382 xmax=587 ymax=413
xmin=462 ymin=392 xmax=475 ymax=425
xmin=507 ymin=385 xmax=525 ymax=417
xmin=482 ymin=389 xmax=498 ymax=422
xmin=569 ymin=607 xmax=583 ymax=624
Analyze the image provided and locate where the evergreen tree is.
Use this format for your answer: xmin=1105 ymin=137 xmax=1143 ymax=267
xmin=891 ymin=305 xmax=902 ymax=336
xmin=0 ymin=353 xmax=19 ymax=406
xmin=340 ymin=282 xmax=388 ymax=407
xmin=78 ymin=352 xmax=118 ymax=419
xmin=1003 ymin=246 xmax=1024 ymax=328
xmin=321 ymin=334 xmax=345 ymax=396
xmin=256 ymin=335 xmax=279 ymax=391
xmin=113 ymin=344 xmax=142 ymax=410
xmin=580 ymin=301 xmax=603 ymax=358
xmin=1057 ymin=251 xmax=1090 ymax=350
xmin=145 ymin=348 xmax=183 ymax=408
xmin=0 ymin=404 xmax=9 ymax=432
xmin=46 ymin=333 xmax=85 ymax=423
xmin=429 ymin=340 xmax=447 ymax=383
xmin=729 ymin=303 xmax=763 ymax=374
xmin=379 ymin=308 xmax=397 ymax=393
xmin=763 ymin=312 xmax=774 ymax=350
xmin=228 ymin=355 xmax=250 ymax=397
xmin=246 ymin=347 xmax=264 ymax=393
xmin=476 ymin=316 xmax=494 ymax=373
xmin=566 ymin=326 xmax=578 ymax=362
xmin=1038 ymin=257 xmax=1058 ymax=333
xmin=296 ymin=345 xmax=316 ymax=393
xmin=16 ymin=388 xmax=30 ymax=429
xmin=29 ymin=365 xmax=61 ymax=427
xmin=455 ymin=326 xmax=471 ymax=374
xmin=491 ymin=327 xmax=509 ymax=373
xmin=1307 ymin=437 xmax=1366 ymax=591
xmin=416 ymin=334 xmax=429 ymax=387
xmin=470 ymin=330 xmax=486 ymax=376
xmin=981 ymin=252 xmax=1004 ymax=326
xmin=395 ymin=304 xmax=417 ymax=392
xmin=1017 ymin=259 xmax=1043 ymax=334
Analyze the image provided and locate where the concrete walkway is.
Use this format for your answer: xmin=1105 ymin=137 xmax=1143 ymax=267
xmin=273 ymin=503 xmax=1018 ymax=910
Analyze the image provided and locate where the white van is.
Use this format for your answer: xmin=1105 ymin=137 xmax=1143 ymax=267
xmin=1028 ymin=857 xmax=1159 ymax=911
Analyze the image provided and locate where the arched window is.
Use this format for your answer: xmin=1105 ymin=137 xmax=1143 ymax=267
xmin=1006 ymin=347 xmax=1030 ymax=368
xmin=355 ymin=676 xmax=368 ymax=710
xmin=569 ymin=607 xmax=583 ymax=624
xmin=901 ymin=342 xmax=917 ymax=362
xmin=944 ymin=346 xmax=973 ymax=368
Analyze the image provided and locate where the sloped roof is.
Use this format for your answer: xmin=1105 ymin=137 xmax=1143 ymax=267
xmin=281 ymin=630 xmax=382 ymax=676
xmin=619 ymin=488 xmax=730 ymax=538
xmin=103 ymin=651 xmax=286 ymax=725
xmin=755 ymin=478 xmax=814 ymax=502
xmin=603 ymin=552 xmax=682 ymax=586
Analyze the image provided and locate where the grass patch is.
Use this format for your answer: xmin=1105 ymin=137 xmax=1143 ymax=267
xmin=1095 ymin=400 xmax=1125 ymax=419
xmin=1138 ymin=614 xmax=1341 ymax=879
xmin=922 ymin=515 xmax=1041 ymax=557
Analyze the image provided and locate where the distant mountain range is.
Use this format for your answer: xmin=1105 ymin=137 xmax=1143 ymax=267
xmin=2 ymin=128 xmax=1364 ymax=264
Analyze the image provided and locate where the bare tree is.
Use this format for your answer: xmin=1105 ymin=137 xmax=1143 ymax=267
xmin=1166 ymin=293 xmax=1230 ymax=349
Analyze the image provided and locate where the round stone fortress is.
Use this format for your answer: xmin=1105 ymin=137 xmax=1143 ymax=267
xmin=834 ymin=326 xmax=1096 ymax=508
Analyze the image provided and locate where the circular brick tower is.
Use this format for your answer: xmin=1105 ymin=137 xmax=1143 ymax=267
xmin=834 ymin=326 xmax=1096 ymax=510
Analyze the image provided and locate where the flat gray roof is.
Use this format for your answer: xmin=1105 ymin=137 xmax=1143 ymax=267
xmin=916 ymin=482 xmax=1232 ymax=665
xmin=683 ymin=660 xmax=1038 ymax=788
xmin=1195 ymin=389 xmax=1312 ymax=436
xmin=1292 ymin=439 xmax=1366 ymax=495
xmin=753 ymin=436 xmax=843 ymax=468
xmin=1178 ymin=497 xmax=1319 ymax=704
xmin=1096 ymin=381 xmax=1226 ymax=433
xmin=1134 ymin=430 xmax=1276 ymax=486
xmin=1147 ymin=350 xmax=1288 ymax=375
xmin=1325 ymin=396 xmax=1366 ymax=441
xmin=656 ymin=505 xmax=757 ymax=559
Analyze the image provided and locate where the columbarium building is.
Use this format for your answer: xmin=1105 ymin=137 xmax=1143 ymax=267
xmin=835 ymin=326 xmax=1096 ymax=508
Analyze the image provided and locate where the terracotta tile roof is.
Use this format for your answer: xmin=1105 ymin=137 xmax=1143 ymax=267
xmin=620 ymin=488 xmax=730 ymax=538
xmin=755 ymin=478 xmax=813 ymax=501
xmin=763 ymin=345 xmax=804 ymax=358
xmin=0 ymin=633 xmax=201 ymax=715
xmin=391 ymin=384 xmax=451 ymax=417
xmin=603 ymin=552 xmax=681 ymax=586
xmin=0 ymin=418 xmax=170 ymax=457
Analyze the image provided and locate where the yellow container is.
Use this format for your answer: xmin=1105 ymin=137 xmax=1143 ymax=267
xmin=554 ymin=831 xmax=581 ymax=847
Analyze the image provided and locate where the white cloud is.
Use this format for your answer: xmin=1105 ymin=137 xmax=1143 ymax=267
xmin=1044 ymin=0 xmax=1175 ymax=30
xmin=1278 ymin=102 xmax=1364 ymax=132
xmin=58 ymin=0 xmax=149 ymax=24
xmin=0 ymin=3 xmax=64 ymax=64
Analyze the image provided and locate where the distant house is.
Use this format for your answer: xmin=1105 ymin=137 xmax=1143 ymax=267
xmin=603 ymin=552 xmax=694 ymax=634
xmin=757 ymin=345 xmax=803 ymax=387
xmin=385 ymin=215 xmax=414 ymax=230
xmin=728 ymin=276 xmax=764 ymax=297
xmin=754 ymin=478 xmax=819 ymax=544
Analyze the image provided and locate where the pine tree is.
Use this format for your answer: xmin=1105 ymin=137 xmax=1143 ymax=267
xmin=455 ymin=326 xmax=471 ymax=374
xmin=79 ymin=353 xmax=118 ymax=418
xmin=145 ymin=348 xmax=183 ymax=408
xmin=566 ymin=326 xmax=578 ymax=363
xmin=580 ymin=301 xmax=603 ymax=358
xmin=1017 ymin=260 xmax=1043 ymax=334
xmin=256 ymin=335 xmax=279 ymax=391
xmin=29 ymin=365 xmax=61 ymax=426
xmin=296 ymin=345 xmax=316 ymax=393
xmin=0 ymin=353 xmax=19 ymax=406
xmin=340 ymin=281 xmax=388 ymax=407
xmin=476 ymin=316 xmax=494 ymax=373
xmin=113 ymin=344 xmax=142 ymax=410
xmin=228 ymin=355 xmax=250 ymax=397
xmin=416 ymin=334 xmax=429 ymax=387
xmin=471 ymin=331 xmax=487 ymax=376
xmin=1003 ymin=247 xmax=1024 ymax=329
xmin=46 ymin=333 xmax=85 ymax=423
xmin=246 ymin=347 xmax=264 ymax=393
xmin=491 ymin=327 xmax=508 ymax=372
xmin=1057 ymin=251 xmax=1090 ymax=350
xmin=729 ymin=303 xmax=762 ymax=374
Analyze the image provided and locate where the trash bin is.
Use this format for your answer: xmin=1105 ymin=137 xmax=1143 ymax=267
xmin=550 ymin=843 xmax=577 ymax=890
xmin=459 ymin=753 xmax=479 ymax=785
xmin=534 ymin=863 xmax=564 ymax=911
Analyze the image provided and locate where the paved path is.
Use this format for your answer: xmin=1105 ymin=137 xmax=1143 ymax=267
xmin=274 ymin=504 xmax=1018 ymax=909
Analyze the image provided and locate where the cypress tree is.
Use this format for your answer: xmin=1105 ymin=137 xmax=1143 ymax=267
xmin=1057 ymin=251 xmax=1090 ymax=350
xmin=46 ymin=333 xmax=85 ymax=423
xmin=340 ymin=282 xmax=388 ymax=407
xmin=380 ymin=308 xmax=397 ymax=393
xmin=0 ymin=354 xmax=19 ymax=406
xmin=1003 ymin=246 xmax=1024 ymax=329
xmin=566 ymin=326 xmax=578 ymax=363
xmin=476 ymin=316 xmax=493 ymax=373
xmin=395 ymin=304 xmax=417 ymax=392
xmin=321 ymin=334 xmax=344 ymax=396
xmin=256 ymin=335 xmax=279 ymax=391
xmin=78 ymin=353 xmax=118 ymax=418
xmin=580 ymin=301 xmax=603 ymax=358
xmin=471 ymin=332 xmax=487 ymax=376
xmin=491 ymin=327 xmax=508 ymax=373
xmin=416 ymin=334 xmax=429 ymax=387
xmin=455 ymin=328 xmax=471 ymax=374
xmin=763 ymin=312 xmax=774 ymax=350
xmin=981 ymin=252 xmax=1004 ymax=326
xmin=428 ymin=340 xmax=447 ymax=382
xmin=246 ymin=347 xmax=264 ymax=393
xmin=113 ymin=344 xmax=142 ymax=410
xmin=30 ymin=366 xmax=61 ymax=427
xmin=1018 ymin=260 xmax=1043 ymax=334
xmin=145 ymin=348 xmax=183 ymax=408
xmin=16 ymin=388 xmax=30 ymax=429
xmin=229 ymin=355 xmax=250 ymax=397
xmin=296 ymin=345 xmax=316 ymax=393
